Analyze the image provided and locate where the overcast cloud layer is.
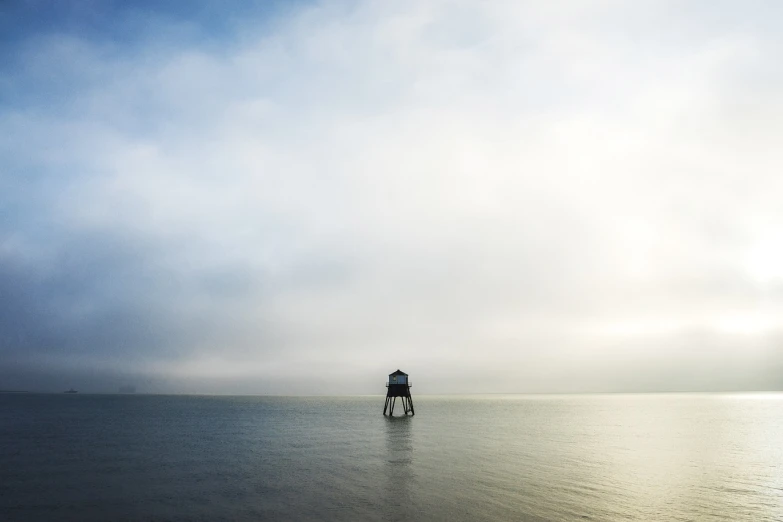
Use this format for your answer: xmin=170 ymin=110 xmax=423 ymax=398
xmin=1 ymin=0 xmax=782 ymax=394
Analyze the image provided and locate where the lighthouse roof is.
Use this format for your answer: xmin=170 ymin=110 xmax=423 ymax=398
xmin=389 ymin=369 xmax=407 ymax=376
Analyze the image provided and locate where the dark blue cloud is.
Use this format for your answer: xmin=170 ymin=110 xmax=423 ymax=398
xmin=0 ymin=229 xmax=183 ymax=358
xmin=0 ymin=0 xmax=309 ymax=112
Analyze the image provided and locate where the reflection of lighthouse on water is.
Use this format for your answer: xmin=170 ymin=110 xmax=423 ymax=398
xmin=384 ymin=414 xmax=414 ymax=511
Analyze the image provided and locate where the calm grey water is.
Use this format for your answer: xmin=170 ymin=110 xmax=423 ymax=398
xmin=1 ymin=393 xmax=782 ymax=521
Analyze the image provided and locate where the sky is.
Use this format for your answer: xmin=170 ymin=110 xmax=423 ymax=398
xmin=1 ymin=0 xmax=782 ymax=395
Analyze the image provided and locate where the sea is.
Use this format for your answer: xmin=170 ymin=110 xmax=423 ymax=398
xmin=1 ymin=393 xmax=782 ymax=521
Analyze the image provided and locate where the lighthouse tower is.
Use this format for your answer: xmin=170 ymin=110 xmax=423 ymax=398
xmin=383 ymin=369 xmax=414 ymax=416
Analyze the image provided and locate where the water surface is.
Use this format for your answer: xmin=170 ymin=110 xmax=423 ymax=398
xmin=1 ymin=393 xmax=781 ymax=521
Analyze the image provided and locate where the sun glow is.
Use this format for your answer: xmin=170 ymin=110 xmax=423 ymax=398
xmin=744 ymin=232 xmax=783 ymax=284
xmin=714 ymin=313 xmax=778 ymax=336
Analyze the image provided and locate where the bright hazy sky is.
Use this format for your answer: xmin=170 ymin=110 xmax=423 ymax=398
xmin=1 ymin=0 xmax=782 ymax=394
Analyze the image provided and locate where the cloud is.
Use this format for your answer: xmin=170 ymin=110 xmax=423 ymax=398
xmin=1 ymin=0 xmax=782 ymax=393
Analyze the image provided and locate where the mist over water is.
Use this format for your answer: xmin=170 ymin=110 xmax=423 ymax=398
xmin=1 ymin=393 xmax=781 ymax=521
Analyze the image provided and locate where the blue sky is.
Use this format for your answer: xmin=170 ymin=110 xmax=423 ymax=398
xmin=2 ymin=0 xmax=782 ymax=394
xmin=0 ymin=1 xmax=297 ymax=48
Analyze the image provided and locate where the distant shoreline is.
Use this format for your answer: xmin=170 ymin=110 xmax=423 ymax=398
xmin=1 ymin=390 xmax=781 ymax=397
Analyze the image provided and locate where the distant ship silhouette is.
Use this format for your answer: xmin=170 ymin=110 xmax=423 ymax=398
xmin=63 ymin=388 xmax=78 ymax=394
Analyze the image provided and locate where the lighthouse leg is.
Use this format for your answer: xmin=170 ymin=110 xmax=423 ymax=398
xmin=383 ymin=396 xmax=389 ymax=415
xmin=408 ymin=395 xmax=415 ymax=415
xmin=391 ymin=396 xmax=396 ymax=415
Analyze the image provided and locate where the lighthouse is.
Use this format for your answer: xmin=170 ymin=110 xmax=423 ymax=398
xmin=383 ymin=369 xmax=414 ymax=416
